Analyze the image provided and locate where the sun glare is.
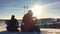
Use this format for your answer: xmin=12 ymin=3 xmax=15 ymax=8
xmin=30 ymin=5 xmax=43 ymax=18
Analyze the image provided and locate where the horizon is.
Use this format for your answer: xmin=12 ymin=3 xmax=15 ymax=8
xmin=0 ymin=17 xmax=60 ymax=20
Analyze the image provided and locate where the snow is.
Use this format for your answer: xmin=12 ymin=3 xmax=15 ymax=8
xmin=0 ymin=20 xmax=60 ymax=34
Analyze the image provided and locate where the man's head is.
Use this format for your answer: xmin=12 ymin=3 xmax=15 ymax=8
xmin=27 ymin=10 xmax=33 ymax=16
xmin=11 ymin=15 xmax=15 ymax=19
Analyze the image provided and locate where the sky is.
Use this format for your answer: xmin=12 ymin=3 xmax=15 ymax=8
xmin=0 ymin=0 xmax=60 ymax=19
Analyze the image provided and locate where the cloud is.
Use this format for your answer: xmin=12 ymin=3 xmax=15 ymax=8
xmin=41 ymin=2 xmax=60 ymax=8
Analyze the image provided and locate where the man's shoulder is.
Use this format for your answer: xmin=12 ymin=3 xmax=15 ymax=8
xmin=14 ymin=19 xmax=17 ymax=21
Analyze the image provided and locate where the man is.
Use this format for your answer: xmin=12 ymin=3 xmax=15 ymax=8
xmin=21 ymin=10 xmax=36 ymax=32
xmin=7 ymin=15 xmax=19 ymax=32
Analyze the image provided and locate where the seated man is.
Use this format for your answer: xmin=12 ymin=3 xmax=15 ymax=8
xmin=21 ymin=10 xmax=41 ymax=32
xmin=6 ymin=15 xmax=19 ymax=32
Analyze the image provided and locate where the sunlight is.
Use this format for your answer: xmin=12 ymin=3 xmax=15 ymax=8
xmin=30 ymin=4 xmax=43 ymax=18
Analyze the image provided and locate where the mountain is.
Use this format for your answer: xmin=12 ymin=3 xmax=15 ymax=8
xmin=37 ymin=18 xmax=57 ymax=24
